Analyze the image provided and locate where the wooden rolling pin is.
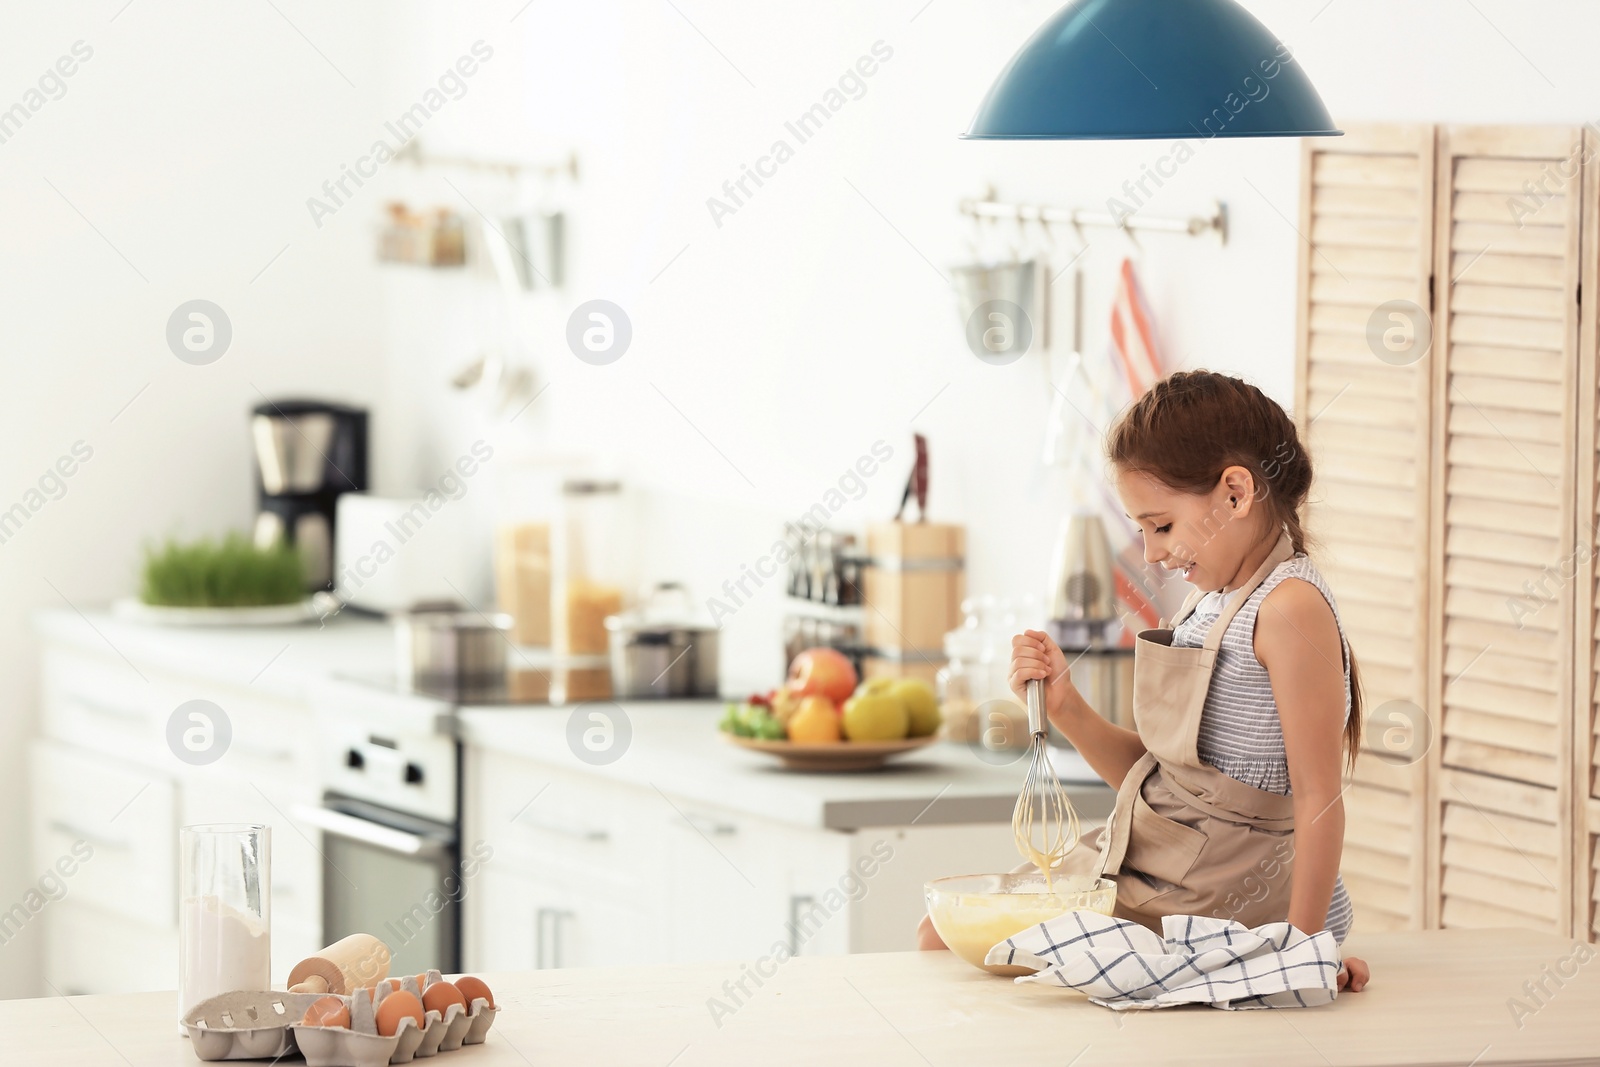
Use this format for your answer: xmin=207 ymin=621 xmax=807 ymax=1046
xmin=286 ymin=934 xmax=391 ymax=995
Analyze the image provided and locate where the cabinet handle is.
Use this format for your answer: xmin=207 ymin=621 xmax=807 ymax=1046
xmin=70 ymin=697 xmax=145 ymax=723
xmin=47 ymin=820 xmax=130 ymax=853
xmin=516 ymin=815 xmax=608 ymax=844
xmin=535 ymin=907 xmax=573 ymax=969
xmin=682 ymin=813 xmax=737 ymax=837
xmin=231 ymin=741 xmax=296 ymax=765
xmin=787 ymin=894 xmax=816 ymax=957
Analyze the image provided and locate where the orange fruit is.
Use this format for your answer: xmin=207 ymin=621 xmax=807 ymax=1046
xmin=787 ymin=695 xmax=841 ymax=743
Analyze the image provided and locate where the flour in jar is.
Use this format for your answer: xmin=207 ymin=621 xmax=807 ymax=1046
xmin=179 ymin=894 xmax=270 ymax=1018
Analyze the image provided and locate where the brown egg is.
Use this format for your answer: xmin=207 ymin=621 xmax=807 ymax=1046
xmin=422 ymin=980 xmax=466 ymax=1016
xmin=300 ymin=996 xmax=350 ymax=1028
xmin=414 ymin=972 xmax=428 ymax=991
xmin=453 ymin=976 xmax=494 ymax=1010
xmin=374 ymin=989 xmax=425 ymax=1038
xmin=376 ymin=978 xmax=403 ymax=995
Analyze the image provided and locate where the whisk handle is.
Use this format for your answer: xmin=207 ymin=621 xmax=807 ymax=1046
xmin=1025 ymin=678 xmax=1046 ymax=737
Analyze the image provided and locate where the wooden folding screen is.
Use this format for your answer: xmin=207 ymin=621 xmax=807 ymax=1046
xmin=1575 ymin=126 xmax=1600 ymax=941
xmin=1426 ymin=125 xmax=1582 ymax=935
xmin=1294 ymin=123 xmax=1436 ymax=931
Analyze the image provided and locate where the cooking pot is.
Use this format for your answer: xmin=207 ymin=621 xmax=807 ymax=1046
xmin=604 ymin=583 xmax=719 ymax=699
xmin=394 ymin=602 xmax=512 ymax=702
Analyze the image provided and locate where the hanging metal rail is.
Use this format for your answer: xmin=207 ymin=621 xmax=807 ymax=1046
xmin=958 ymin=193 xmax=1228 ymax=245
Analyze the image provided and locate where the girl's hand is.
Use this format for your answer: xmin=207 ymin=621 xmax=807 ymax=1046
xmin=1337 ymin=956 xmax=1369 ymax=992
xmin=1010 ymin=630 xmax=1073 ymax=725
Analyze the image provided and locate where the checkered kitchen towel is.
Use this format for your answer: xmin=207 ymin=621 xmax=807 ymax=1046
xmin=986 ymin=911 xmax=1342 ymax=1010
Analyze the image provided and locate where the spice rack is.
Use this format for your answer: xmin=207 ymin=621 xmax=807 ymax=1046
xmin=780 ymin=522 xmax=965 ymax=687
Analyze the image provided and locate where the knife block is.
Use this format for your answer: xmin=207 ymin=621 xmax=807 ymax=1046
xmin=861 ymin=522 xmax=964 ymax=687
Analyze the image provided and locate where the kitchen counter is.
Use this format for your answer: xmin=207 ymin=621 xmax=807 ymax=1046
xmin=34 ymin=607 xmax=395 ymax=703
xmin=7 ymin=928 xmax=1595 ymax=1066
xmin=34 ymin=608 xmax=1113 ymax=833
xmin=459 ymin=703 xmax=1113 ymax=831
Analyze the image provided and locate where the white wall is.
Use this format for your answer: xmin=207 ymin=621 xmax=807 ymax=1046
xmin=3 ymin=0 xmax=1598 ymax=995
xmin=0 ymin=1 xmax=391 ymax=996
xmin=370 ymin=0 xmax=1600 ymax=692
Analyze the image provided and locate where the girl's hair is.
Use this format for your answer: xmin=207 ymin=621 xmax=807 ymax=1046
xmin=1105 ymin=369 xmax=1364 ymax=776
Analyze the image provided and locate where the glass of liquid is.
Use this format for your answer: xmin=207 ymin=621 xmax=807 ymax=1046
xmin=178 ymin=824 xmax=271 ymax=1032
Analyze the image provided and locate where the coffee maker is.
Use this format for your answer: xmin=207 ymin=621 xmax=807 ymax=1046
xmin=251 ymin=400 xmax=368 ymax=590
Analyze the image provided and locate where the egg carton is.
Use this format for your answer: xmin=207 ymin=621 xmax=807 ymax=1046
xmin=183 ymin=971 xmax=499 ymax=1064
xmin=296 ymin=973 xmax=499 ymax=1066
xmin=182 ymin=990 xmax=328 ymax=1060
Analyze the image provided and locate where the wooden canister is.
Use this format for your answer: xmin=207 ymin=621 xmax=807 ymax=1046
xmin=861 ymin=522 xmax=964 ymax=679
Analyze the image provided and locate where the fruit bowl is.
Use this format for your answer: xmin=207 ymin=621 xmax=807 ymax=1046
xmin=721 ymin=733 xmax=939 ymax=771
xmin=925 ymin=871 xmax=1117 ymax=976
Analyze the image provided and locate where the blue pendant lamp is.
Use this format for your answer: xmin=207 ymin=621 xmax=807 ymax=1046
xmin=963 ymin=0 xmax=1340 ymax=140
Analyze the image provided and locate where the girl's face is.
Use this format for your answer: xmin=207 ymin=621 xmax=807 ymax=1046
xmin=1114 ymin=466 xmax=1263 ymax=592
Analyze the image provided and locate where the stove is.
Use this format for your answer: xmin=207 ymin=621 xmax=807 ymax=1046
xmin=297 ymin=676 xmax=464 ymax=975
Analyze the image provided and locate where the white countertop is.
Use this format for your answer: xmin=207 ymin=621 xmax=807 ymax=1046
xmin=34 ymin=607 xmax=396 ymax=703
xmin=6 ymin=929 xmax=1596 ymax=1066
xmin=458 ymin=703 xmax=1113 ymax=830
xmin=34 ymin=608 xmax=1115 ymax=831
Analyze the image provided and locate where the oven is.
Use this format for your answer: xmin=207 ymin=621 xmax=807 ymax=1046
xmin=296 ymin=679 xmax=463 ymax=976
xmin=300 ymin=794 xmax=460 ymax=977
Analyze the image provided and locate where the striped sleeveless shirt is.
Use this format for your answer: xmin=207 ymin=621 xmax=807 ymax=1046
xmin=1170 ymin=550 xmax=1356 ymax=944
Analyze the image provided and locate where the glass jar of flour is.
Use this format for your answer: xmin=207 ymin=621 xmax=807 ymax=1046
xmin=178 ymin=824 xmax=271 ymax=1031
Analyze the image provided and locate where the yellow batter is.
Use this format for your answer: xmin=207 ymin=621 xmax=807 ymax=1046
xmin=927 ymin=878 xmax=1115 ymax=975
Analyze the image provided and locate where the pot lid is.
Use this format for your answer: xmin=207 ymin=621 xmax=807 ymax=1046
xmin=604 ymin=582 xmax=714 ymax=634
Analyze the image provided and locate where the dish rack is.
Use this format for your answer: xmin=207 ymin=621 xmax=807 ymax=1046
xmin=181 ymin=971 xmax=499 ymax=1066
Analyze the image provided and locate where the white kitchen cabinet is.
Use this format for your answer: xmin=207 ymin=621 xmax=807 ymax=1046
xmin=660 ymin=794 xmax=851 ymax=962
xmin=38 ymin=645 xmax=169 ymax=767
xmin=29 ymin=740 xmax=176 ymax=930
xmin=43 ymin=900 xmax=177 ymax=999
xmin=465 ymin=747 xmax=672 ymax=971
xmin=469 ymin=858 xmax=662 ymax=972
xmin=462 ymin=743 xmax=1053 ymax=970
xmin=30 ymin=638 xmax=327 ymax=995
xmin=465 ymin=865 xmax=543 ymax=972
xmin=537 ymin=883 xmax=659 ymax=970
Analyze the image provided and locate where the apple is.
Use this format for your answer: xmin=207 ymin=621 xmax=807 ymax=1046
xmin=889 ymin=678 xmax=941 ymax=737
xmin=841 ymin=690 xmax=909 ymax=742
xmin=854 ymin=676 xmax=897 ymax=698
xmin=786 ymin=648 xmax=858 ymax=705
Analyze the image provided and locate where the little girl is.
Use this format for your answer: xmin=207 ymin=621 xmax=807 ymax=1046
xmin=920 ymin=369 xmax=1370 ymax=992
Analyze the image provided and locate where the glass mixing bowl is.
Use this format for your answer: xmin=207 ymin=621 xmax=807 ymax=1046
xmin=925 ymin=872 xmax=1117 ymax=976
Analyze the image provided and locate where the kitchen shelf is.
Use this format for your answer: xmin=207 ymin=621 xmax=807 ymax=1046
xmin=392 ymin=139 xmax=578 ymax=181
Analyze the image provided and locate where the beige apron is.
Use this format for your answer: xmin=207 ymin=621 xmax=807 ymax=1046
xmin=1054 ymin=524 xmax=1302 ymax=934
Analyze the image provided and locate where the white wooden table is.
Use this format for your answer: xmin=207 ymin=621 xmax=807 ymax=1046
xmin=5 ymin=928 xmax=1596 ymax=1065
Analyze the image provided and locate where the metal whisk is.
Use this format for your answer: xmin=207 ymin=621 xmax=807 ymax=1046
xmin=1012 ymin=678 xmax=1081 ymax=878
